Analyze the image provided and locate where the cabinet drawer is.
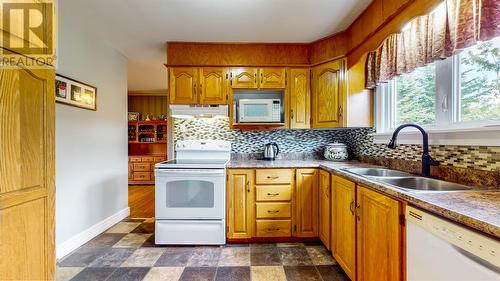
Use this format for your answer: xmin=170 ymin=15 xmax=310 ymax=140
xmin=129 ymin=157 xmax=142 ymax=162
xmin=256 ymin=220 xmax=291 ymax=237
xmin=153 ymin=156 xmax=165 ymax=162
xmin=133 ymin=163 xmax=151 ymax=171
xmin=256 ymin=186 xmax=292 ymax=201
xmin=256 ymin=169 xmax=293 ymax=185
xmin=133 ymin=172 xmax=151 ymax=181
xmin=256 ymin=203 xmax=291 ymax=219
xmin=142 ymin=156 xmax=154 ymax=162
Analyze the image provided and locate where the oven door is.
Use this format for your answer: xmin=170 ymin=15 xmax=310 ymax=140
xmin=155 ymin=169 xmax=225 ymax=220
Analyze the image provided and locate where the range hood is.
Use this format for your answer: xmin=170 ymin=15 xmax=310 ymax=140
xmin=169 ymin=104 xmax=229 ymax=118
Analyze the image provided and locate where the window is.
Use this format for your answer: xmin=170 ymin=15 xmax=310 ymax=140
xmin=376 ymin=36 xmax=500 ymax=135
xmin=457 ymin=36 xmax=500 ymax=122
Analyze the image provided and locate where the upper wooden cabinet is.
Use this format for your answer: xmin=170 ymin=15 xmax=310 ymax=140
xmin=331 ymin=175 xmax=356 ymax=280
xmin=289 ymin=68 xmax=311 ymax=129
xmin=318 ymin=170 xmax=331 ymax=250
xmin=231 ymin=67 xmax=258 ymax=89
xmin=311 ymin=59 xmax=345 ymax=128
xmin=295 ymin=169 xmax=318 ymax=238
xmin=259 ymin=68 xmax=286 ymax=89
xmin=169 ymin=67 xmax=199 ymax=104
xmin=356 ymin=185 xmax=402 ymax=281
xmin=231 ymin=68 xmax=286 ymax=89
xmin=169 ymin=67 xmax=228 ymax=104
xmin=199 ymin=67 xmax=228 ymax=104
xmin=226 ymin=169 xmax=255 ymax=239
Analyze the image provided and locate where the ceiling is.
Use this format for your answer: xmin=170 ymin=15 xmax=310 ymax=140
xmin=62 ymin=0 xmax=372 ymax=93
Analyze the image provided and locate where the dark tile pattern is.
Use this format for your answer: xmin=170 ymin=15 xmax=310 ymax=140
xmin=58 ymin=218 xmax=349 ymax=281
xmin=69 ymin=267 xmax=115 ymax=281
xmin=215 ymin=266 xmax=251 ymax=281
xmin=106 ymin=267 xmax=150 ymax=281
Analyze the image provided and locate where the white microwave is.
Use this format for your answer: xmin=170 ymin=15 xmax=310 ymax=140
xmin=238 ymin=99 xmax=281 ymax=123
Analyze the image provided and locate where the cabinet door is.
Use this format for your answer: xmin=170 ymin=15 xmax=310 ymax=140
xmin=259 ymin=68 xmax=286 ymax=89
xmin=295 ymin=169 xmax=318 ymax=237
xmin=356 ymin=186 xmax=402 ymax=281
xmin=289 ymin=68 xmax=311 ymax=129
xmin=331 ymin=175 xmax=356 ymax=280
xmin=227 ymin=169 xmax=255 ymax=239
xmin=0 ymin=62 xmax=55 ymax=280
xmin=318 ymin=170 xmax=331 ymax=250
xmin=311 ymin=59 xmax=345 ymax=128
xmin=231 ymin=67 xmax=258 ymax=89
xmin=169 ymin=67 xmax=198 ymax=104
xmin=199 ymin=67 xmax=227 ymax=104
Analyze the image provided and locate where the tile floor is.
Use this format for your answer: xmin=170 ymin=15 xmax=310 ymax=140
xmin=57 ymin=218 xmax=349 ymax=281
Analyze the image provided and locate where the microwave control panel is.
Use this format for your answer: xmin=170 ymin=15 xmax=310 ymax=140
xmin=272 ymin=101 xmax=281 ymax=122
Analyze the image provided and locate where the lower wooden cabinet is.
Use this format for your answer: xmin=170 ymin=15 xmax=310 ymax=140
xmin=332 ymin=175 xmax=357 ymax=280
xmin=226 ymin=169 xmax=255 ymax=239
xmin=319 ymin=170 xmax=331 ymax=250
xmin=295 ymin=169 xmax=319 ymax=237
xmin=356 ymin=185 xmax=403 ymax=281
xmin=332 ymin=174 xmax=404 ymax=281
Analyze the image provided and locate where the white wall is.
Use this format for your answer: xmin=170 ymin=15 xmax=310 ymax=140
xmin=56 ymin=1 xmax=128 ymax=256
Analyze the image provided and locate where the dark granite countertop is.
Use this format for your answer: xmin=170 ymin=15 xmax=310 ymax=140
xmin=227 ymin=159 xmax=500 ymax=239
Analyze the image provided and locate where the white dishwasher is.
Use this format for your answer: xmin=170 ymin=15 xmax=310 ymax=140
xmin=406 ymin=206 xmax=500 ymax=281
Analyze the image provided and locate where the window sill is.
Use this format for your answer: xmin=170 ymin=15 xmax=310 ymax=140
xmin=371 ymin=126 xmax=500 ymax=146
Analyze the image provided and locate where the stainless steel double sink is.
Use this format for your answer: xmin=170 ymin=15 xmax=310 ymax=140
xmin=341 ymin=168 xmax=476 ymax=192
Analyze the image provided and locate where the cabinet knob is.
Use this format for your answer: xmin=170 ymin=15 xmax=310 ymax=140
xmin=290 ymin=109 xmax=294 ymax=120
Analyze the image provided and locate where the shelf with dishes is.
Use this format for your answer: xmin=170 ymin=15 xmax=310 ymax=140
xmin=128 ymin=121 xmax=168 ymax=144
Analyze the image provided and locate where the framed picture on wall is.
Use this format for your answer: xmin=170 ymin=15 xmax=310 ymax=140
xmin=55 ymin=74 xmax=97 ymax=110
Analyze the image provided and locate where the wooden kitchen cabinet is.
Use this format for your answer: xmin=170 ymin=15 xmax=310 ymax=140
xmin=295 ymin=169 xmax=318 ymax=237
xmin=259 ymin=68 xmax=286 ymax=89
xmin=231 ymin=67 xmax=258 ymax=89
xmin=311 ymin=59 xmax=345 ymax=128
xmin=356 ymin=185 xmax=402 ymax=281
xmin=289 ymin=68 xmax=311 ymax=128
xmin=318 ymin=170 xmax=331 ymax=250
xmin=198 ymin=67 xmax=228 ymax=104
xmin=169 ymin=67 xmax=229 ymax=104
xmin=331 ymin=175 xmax=356 ymax=280
xmin=227 ymin=169 xmax=255 ymax=239
xmin=169 ymin=67 xmax=198 ymax=104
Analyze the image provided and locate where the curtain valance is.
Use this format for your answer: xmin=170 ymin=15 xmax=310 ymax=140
xmin=366 ymin=0 xmax=500 ymax=88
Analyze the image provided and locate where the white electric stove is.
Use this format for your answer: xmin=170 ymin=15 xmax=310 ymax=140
xmin=154 ymin=140 xmax=231 ymax=245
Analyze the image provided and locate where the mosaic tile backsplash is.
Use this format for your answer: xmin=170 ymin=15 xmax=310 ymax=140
xmin=173 ymin=118 xmax=500 ymax=172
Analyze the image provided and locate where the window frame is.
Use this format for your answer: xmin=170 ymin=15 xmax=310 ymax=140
xmin=373 ymin=50 xmax=500 ymax=146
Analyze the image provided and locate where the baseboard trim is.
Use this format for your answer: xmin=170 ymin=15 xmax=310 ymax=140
xmin=56 ymin=207 xmax=130 ymax=259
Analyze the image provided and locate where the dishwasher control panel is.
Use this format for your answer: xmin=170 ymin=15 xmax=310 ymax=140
xmin=406 ymin=206 xmax=500 ymax=267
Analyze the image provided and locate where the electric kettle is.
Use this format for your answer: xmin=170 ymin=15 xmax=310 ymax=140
xmin=263 ymin=142 xmax=279 ymax=160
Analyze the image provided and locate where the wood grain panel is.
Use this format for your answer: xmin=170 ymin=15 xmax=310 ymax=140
xmin=310 ymin=32 xmax=348 ymax=65
xmin=318 ymin=170 xmax=331 ymax=250
xmin=256 ymin=169 xmax=293 ymax=185
xmin=0 ymin=58 xmax=55 ymax=280
xmin=128 ymin=95 xmax=168 ymax=117
xmin=259 ymin=68 xmax=286 ymax=89
xmin=256 ymin=185 xmax=292 ymax=202
xmin=289 ymin=68 xmax=310 ymax=129
xmin=128 ymin=185 xmax=155 ymax=218
xmin=199 ymin=67 xmax=228 ymax=104
xmin=347 ymin=52 xmax=373 ymax=127
xmin=227 ymin=170 xmax=255 ymax=239
xmin=231 ymin=67 xmax=258 ymax=89
xmin=169 ymin=67 xmax=198 ymax=104
xmin=167 ymin=42 xmax=310 ymax=66
xmin=255 ymin=220 xmax=291 ymax=237
xmin=356 ymin=185 xmax=402 ymax=281
xmin=295 ymin=169 xmax=318 ymax=238
xmin=331 ymin=175 xmax=356 ymax=280
xmin=256 ymin=202 xmax=291 ymax=219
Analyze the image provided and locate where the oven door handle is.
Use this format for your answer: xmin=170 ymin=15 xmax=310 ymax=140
xmin=155 ymin=169 xmax=225 ymax=176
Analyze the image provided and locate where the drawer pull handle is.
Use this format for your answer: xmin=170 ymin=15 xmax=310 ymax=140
xmin=267 ymin=176 xmax=279 ymax=179
xmin=267 ymin=193 xmax=280 ymax=196
xmin=267 ymin=210 xmax=280 ymax=213
xmin=267 ymin=227 xmax=280 ymax=232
